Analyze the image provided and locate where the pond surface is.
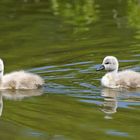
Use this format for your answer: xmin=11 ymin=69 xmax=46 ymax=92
xmin=0 ymin=0 xmax=140 ymax=140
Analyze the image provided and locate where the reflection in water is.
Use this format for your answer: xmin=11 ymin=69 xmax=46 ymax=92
xmin=25 ymin=0 xmax=99 ymax=33
xmin=101 ymin=88 xmax=118 ymax=120
xmin=127 ymin=0 xmax=140 ymax=29
xmin=101 ymin=88 xmax=140 ymax=119
xmin=0 ymin=89 xmax=43 ymax=116
xmin=51 ymin=0 xmax=100 ymax=33
xmin=127 ymin=0 xmax=140 ymax=41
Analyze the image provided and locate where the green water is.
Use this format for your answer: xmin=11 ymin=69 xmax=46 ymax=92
xmin=0 ymin=0 xmax=140 ymax=139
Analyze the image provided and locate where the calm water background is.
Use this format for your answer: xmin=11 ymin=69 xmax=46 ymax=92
xmin=0 ymin=0 xmax=140 ymax=140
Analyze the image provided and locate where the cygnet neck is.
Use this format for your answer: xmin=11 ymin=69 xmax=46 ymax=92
xmin=0 ymin=60 xmax=4 ymax=84
xmin=0 ymin=71 xmax=3 ymax=79
xmin=107 ymin=69 xmax=118 ymax=74
xmin=0 ymin=71 xmax=4 ymax=86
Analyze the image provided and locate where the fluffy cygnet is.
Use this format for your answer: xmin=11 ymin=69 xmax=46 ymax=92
xmin=0 ymin=59 xmax=44 ymax=90
xmin=97 ymin=56 xmax=140 ymax=88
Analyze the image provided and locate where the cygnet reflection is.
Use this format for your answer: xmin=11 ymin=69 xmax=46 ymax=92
xmin=101 ymin=88 xmax=119 ymax=119
xmin=1 ymin=89 xmax=43 ymax=100
xmin=0 ymin=89 xmax=43 ymax=116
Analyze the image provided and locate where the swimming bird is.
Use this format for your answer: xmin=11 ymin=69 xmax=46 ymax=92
xmin=0 ymin=59 xmax=44 ymax=89
xmin=97 ymin=56 xmax=140 ymax=88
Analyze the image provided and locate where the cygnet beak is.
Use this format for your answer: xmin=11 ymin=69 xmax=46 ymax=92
xmin=96 ymin=65 xmax=105 ymax=71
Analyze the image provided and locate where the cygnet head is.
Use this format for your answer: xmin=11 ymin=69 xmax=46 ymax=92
xmin=97 ymin=56 xmax=119 ymax=72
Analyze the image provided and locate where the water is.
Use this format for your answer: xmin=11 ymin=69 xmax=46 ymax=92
xmin=0 ymin=0 xmax=140 ymax=139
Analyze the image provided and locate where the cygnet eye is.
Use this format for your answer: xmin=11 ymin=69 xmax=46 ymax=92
xmin=105 ymin=62 xmax=110 ymax=65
